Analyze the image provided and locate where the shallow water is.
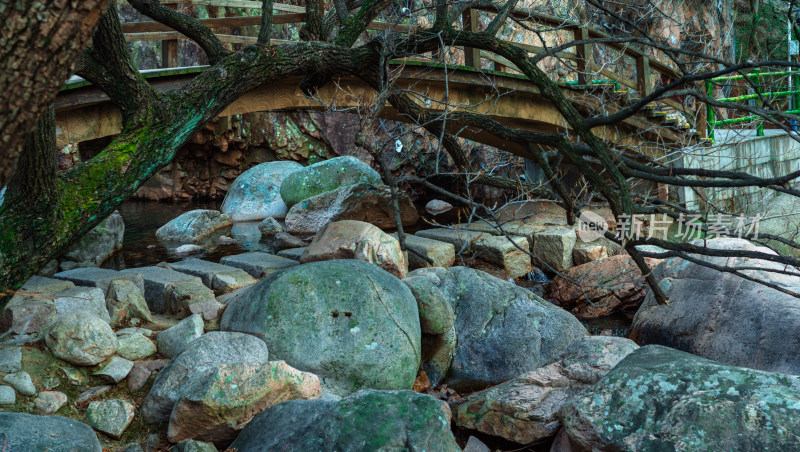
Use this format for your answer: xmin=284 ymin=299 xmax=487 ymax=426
xmin=103 ymin=200 xmax=263 ymax=269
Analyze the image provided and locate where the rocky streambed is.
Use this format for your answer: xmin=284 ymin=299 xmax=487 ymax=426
xmin=3 ymin=156 xmax=800 ymax=451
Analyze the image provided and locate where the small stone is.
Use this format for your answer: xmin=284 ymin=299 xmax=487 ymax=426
xmin=216 ymin=236 xmax=236 ymax=245
xmin=463 ymin=436 xmax=491 ymax=452
xmin=168 ymin=259 xmax=256 ymax=296
xmin=86 ymin=399 xmax=136 ymax=439
xmin=61 ymin=366 xmax=88 ymax=385
xmin=276 ymin=247 xmax=306 ymax=260
xmin=220 ymin=252 xmax=298 ymax=279
xmin=117 ymin=332 xmax=157 ymax=361
xmin=274 ymin=232 xmax=305 ymax=250
xmin=3 ymin=371 xmax=35 ymax=396
xmin=156 ymin=210 xmax=232 ymax=243
xmin=174 ymin=440 xmax=218 ymax=452
xmin=92 ymin=356 xmax=134 ymax=383
xmin=532 ymin=228 xmax=577 ymax=272
xmin=157 ymin=314 xmax=203 ymax=359
xmin=258 ymin=217 xmax=284 ymax=236
xmin=34 ymin=391 xmax=67 ymax=414
xmin=45 ymin=311 xmax=118 ymax=366
xmin=76 ymin=385 xmax=112 ymax=409
xmin=127 ymin=360 xmax=168 ymax=392
xmin=425 ymin=199 xmax=453 ymax=215
xmin=0 ymin=346 xmax=22 ymax=373
xmin=176 ymin=244 xmax=204 ymax=255
xmin=106 ymin=279 xmax=153 ymax=327
xmin=166 ymin=279 xmax=217 ymax=319
xmin=0 ymin=385 xmax=15 ymax=404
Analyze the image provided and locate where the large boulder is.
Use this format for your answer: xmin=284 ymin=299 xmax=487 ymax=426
xmin=559 ymin=345 xmax=800 ymax=451
xmin=167 ymin=360 xmax=321 ymax=447
xmin=221 ymin=260 xmax=421 ymax=396
xmin=230 ymin=390 xmax=460 ymax=452
xmin=630 ymin=237 xmax=800 ymax=375
xmin=550 ymin=255 xmax=660 ymax=319
xmin=279 ymin=156 xmax=382 ymax=207
xmin=300 ymin=220 xmax=408 ymax=278
xmin=2 ymin=284 xmax=108 ymax=335
xmin=141 ymin=331 xmax=270 ymax=423
xmin=220 ymin=161 xmax=303 ymax=221
xmin=59 ymin=210 xmax=124 ymax=270
xmin=284 ymin=183 xmax=418 ymax=235
xmin=44 ymin=311 xmax=118 ymax=366
xmin=453 ymin=336 xmax=638 ymax=444
xmin=407 ymin=267 xmax=586 ymax=391
xmin=0 ymin=412 xmax=102 ymax=451
xmin=156 ymin=210 xmax=232 ymax=243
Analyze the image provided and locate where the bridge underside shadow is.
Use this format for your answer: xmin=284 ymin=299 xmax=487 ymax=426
xmin=55 ymin=65 xmax=688 ymax=158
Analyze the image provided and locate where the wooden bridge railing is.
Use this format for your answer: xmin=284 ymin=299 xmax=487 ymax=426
xmin=116 ymin=0 xmax=693 ymax=132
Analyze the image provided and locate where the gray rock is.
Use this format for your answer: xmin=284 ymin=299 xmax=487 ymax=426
xmin=257 ymin=216 xmax=284 ymax=236
xmin=415 ymin=228 xmax=490 ymax=255
xmin=141 ymin=331 xmax=270 ymax=423
xmin=407 ymin=266 xmax=586 ymax=391
xmin=276 ymin=247 xmax=306 ymax=260
xmin=402 ymin=276 xmax=455 ymax=335
xmin=20 ymin=275 xmax=75 ymax=293
xmin=221 ymin=260 xmax=420 ymax=397
xmin=117 ymin=331 xmax=156 ymax=360
xmin=127 ymin=360 xmax=167 ymax=392
xmin=273 ymin=232 xmax=306 ymax=250
xmin=463 ymin=437 xmax=490 ymax=452
xmin=572 ymin=238 xmax=609 ymax=265
xmin=284 ymin=183 xmax=418 ymax=236
xmin=86 ymin=399 xmax=136 ymax=439
xmin=220 ymin=251 xmax=298 ymax=279
xmin=175 ymin=244 xmax=204 ymax=255
xmin=167 ymin=259 xmax=256 ymax=295
xmin=2 ymin=284 xmax=110 ymax=336
xmin=0 ymin=346 xmax=22 ymax=372
xmin=155 ymin=210 xmax=232 ymax=243
xmin=279 ymin=156 xmax=382 ymax=207
xmin=52 ymin=286 xmax=110 ymax=323
xmin=0 ymin=385 xmax=15 ymax=404
xmin=45 ymin=311 xmax=118 ymax=366
xmin=560 ymin=345 xmax=800 ymax=451
xmin=167 ymin=361 xmax=321 ymax=447
xmin=157 ymin=314 xmax=204 ymax=359
xmin=474 ymin=235 xmax=532 ymax=278
xmin=425 ymin=199 xmax=453 ymax=215
xmin=221 ymin=161 xmax=303 ymax=221
xmin=453 ymin=336 xmax=638 ymax=444
xmin=391 ymin=233 xmax=455 ymax=269
xmin=166 ymin=280 xmax=219 ymax=320
xmin=106 ymin=279 xmax=153 ymax=327
xmin=631 ymin=237 xmax=800 ymax=375
xmin=421 ymin=326 xmax=456 ymax=387
xmin=174 ymin=440 xmax=218 ymax=452
xmin=76 ymin=386 xmax=112 ymax=408
xmin=121 ymin=266 xmax=204 ymax=314
xmin=532 ymin=228 xmax=576 ymax=272
xmin=0 ymin=412 xmax=102 ymax=451
xmin=3 ymin=371 xmax=36 ymax=396
xmin=92 ymin=356 xmax=134 ymax=383
xmin=54 ymin=267 xmax=145 ymax=296
xmin=60 ymin=211 xmax=124 ymax=270
xmin=230 ymin=390 xmax=459 ymax=452
xmin=34 ymin=391 xmax=67 ymax=414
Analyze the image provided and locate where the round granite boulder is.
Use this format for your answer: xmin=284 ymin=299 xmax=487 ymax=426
xmin=221 ymin=259 xmax=420 ymax=396
xmin=221 ymin=161 xmax=303 ymax=221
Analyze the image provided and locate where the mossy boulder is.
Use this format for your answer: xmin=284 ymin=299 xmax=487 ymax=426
xmin=155 ymin=210 xmax=232 ymax=243
xmin=229 ymin=390 xmax=460 ymax=452
xmin=407 ymin=266 xmax=586 ymax=391
xmin=559 ymin=345 xmax=800 ymax=451
xmin=279 ymin=156 xmax=381 ymax=207
xmin=221 ymin=260 xmax=421 ymax=396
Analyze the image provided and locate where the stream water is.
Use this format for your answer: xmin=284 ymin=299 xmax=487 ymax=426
xmin=104 ymin=200 xmax=634 ymax=336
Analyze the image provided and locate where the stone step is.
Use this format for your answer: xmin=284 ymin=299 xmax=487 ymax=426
xmin=220 ymin=252 xmax=299 ymax=279
xmin=120 ymin=266 xmax=209 ymax=315
xmin=2 ymin=284 xmax=107 ymax=335
xmin=53 ymin=267 xmax=144 ymax=296
xmin=390 ymin=234 xmax=455 ymax=269
xmin=414 ymin=228 xmax=491 ymax=254
xmin=166 ymin=259 xmax=256 ymax=295
xmin=276 ymin=247 xmax=306 ymax=261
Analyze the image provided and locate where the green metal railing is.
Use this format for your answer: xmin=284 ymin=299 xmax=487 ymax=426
xmin=707 ymin=69 xmax=800 ymax=141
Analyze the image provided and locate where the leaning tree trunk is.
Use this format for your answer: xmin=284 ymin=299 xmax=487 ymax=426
xmin=0 ymin=0 xmax=112 ymax=187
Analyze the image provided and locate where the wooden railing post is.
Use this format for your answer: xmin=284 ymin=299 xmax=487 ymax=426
xmin=161 ymin=4 xmax=179 ymax=68
xmin=462 ymin=8 xmax=479 ymax=68
xmin=573 ymin=27 xmax=590 ymax=85
xmin=635 ymin=54 xmax=651 ymax=95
